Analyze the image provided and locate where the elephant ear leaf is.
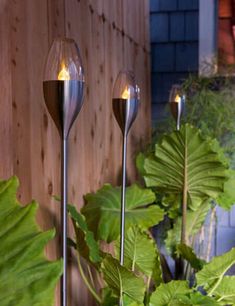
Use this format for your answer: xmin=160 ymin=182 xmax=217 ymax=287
xmin=0 ymin=176 xmax=62 ymax=306
xmin=82 ymin=184 xmax=164 ymax=242
xmin=196 ymin=247 xmax=235 ymax=293
xmin=143 ymin=124 xmax=228 ymax=210
xmin=176 ymin=244 xmax=205 ymax=271
xmin=115 ymin=227 xmax=162 ymax=286
xmin=212 ymin=276 xmax=235 ymax=305
xmin=165 ymin=201 xmax=210 ymax=255
xmin=101 ymin=254 xmax=145 ymax=304
xmin=216 ymin=169 xmax=235 ymax=210
xmin=150 ymin=281 xmax=219 ymax=306
xmin=67 ymin=204 xmax=101 ymax=264
xmin=149 ymin=280 xmax=191 ymax=306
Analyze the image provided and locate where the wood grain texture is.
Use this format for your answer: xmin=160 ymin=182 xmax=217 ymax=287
xmin=0 ymin=0 xmax=151 ymax=305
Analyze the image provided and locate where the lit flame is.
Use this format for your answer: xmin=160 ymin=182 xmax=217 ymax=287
xmin=58 ymin=63 xmax=70 ymax=80
xmin=121 ymin=87 xmax=130 ymax=99
xmin=174 ymin=94 xmax=181 ymax=103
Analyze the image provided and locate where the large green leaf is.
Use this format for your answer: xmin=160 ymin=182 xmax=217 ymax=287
xmin=150 ymin=281 xmax=218 ymax=306
xmin=115 ymin=226 xmax=162 ymax=285
xmin=143 ymin=124 xmax=228 ymax=210
xmin=175 ymin=292 xmax=220 ymax=306
xmin=82 ymin=184 xmax=164 ymax=242
xmin=101 ymin=289 xmax=144 ymax=306
xmin=196 ymin=247 xmax=235 ymax=294
xmin=123 ymin=295 xmax=144 ymax=306
xmin=162 ymin=193 xmax=182 ymax=218
xmin=67 ymin=204 xmax=101 ymax=264
xmin=101 ymin=287 xmax=119 ymax=306
xmin=0 ymin=177 xmax=62 ymax=306
xmin=101 ymin=254 xmax=145 ymax=303
xmin=149 ymin=280 xmax=191 ymax=306
xmin=213 ymin=276 xmax=235 ymax=305
xmin=176 ymin=244 xmax=205 ymax=271
xmin=217 ymin=170 xmax=235 ymax=210
xmin=165 ymin=201 xmax=211 ymax=255
xmin=136 ymin=152 xmax=147 ymax=177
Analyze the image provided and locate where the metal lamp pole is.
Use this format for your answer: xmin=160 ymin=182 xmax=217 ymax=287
xmin=112 ymin=71 xmax=139 ymax=267
xmin=43 ymin=38 xmax=85 ymax=306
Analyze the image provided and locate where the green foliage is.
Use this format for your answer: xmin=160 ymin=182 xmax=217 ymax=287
xmin=101 ymin=254 xmax=145 ymax=304
xmin=176 ymin=244 xmax=205 ymax=271
xmin=0 ymin=177 xmax=62 ymax=306
xmin=178 ymin=292 xmax=220 ymax=305
xmin=196 ymin=247 xmax=235 ymax=292
xmin=67 ymin=204 xmax=101 ymax=264
xmin=183 ymin=76 xmax=235 ymax=160
xmin=165 ymin=201 xmax=211 ymax=254
xmin=115 ymin=226 xmax=162 ymax=285
xmin=217 ymin=170 xmax=235 ymax=210
xmin=142 ymin=124 xmax=228 ymax=211
xmin=67 ymin=185 xmax=235 ymax=306
xmin=67 ymin=187 xmax=164 ymax=305
xmin=82 ymin=184 xmax=163 ymax=242
xmin=149 ymin=281 xmax=191 ymax=306
xmin=153 ymin=75 xmax=235 ymax=164
xmin=66 ymin=123 xmax=235 ymax=305
xmin=149 ymin=281 xmax=219 ymax=305
xmin=212 ymin=276 xmax=235 ymax=305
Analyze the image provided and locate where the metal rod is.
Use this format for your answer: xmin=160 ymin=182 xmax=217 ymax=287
xmin=176 ymin=109 xmax=181 ymax=131
xmin=176 ymin=114 xmax=180 ymax=131
xmin=119 ymin=133 xmax=127 ymax=306
xmin=61 ymin=138 xmax=68 ymax=306
xmin=120 ymin=133 xmax=127 ymax=266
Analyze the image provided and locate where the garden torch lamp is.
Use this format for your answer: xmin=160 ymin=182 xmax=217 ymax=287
xmin=112 ymin=71 xmax=139 ymax=266
xmin=169 ymin=84 xmax=185 ymax=130
xmin=43 ymin=38 xmax=85 ymax=306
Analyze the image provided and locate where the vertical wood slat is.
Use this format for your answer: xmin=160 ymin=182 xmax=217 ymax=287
xmin=0 ymin=1 xmax=13 ymax=179
xmin=10 ymin=0 xmax=32 ymax=203
xmin=0 ymin=1 xmax=151 ymax=305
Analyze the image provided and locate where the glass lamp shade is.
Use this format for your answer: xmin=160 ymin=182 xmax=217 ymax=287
xmin=43 ymin=38 xmax=85 ymax=138
xmin=112 ymin=71 xmax=139 ymax=134
xmin=169 ymin=84 xmax=185 ymax=128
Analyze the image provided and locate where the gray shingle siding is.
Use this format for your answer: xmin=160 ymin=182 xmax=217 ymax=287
xmin=185 ymin=11 xmax=199 ymax=41
xmin=175 ymin=42 xmax=198 ymax=71
xmin=178 ymin=0 xmax=199 ymax=10
xmin=170 ymin=12 xmax=185 ymax=41
xmin=150 ymin=13 xmax=169 ymax=42
xmin=150 ymin=0 xmax=199 ymax=121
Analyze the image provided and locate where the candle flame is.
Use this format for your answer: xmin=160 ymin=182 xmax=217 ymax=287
xmin=121 ymin=87 xmax=130 ymax=99
xmin=174 ymin=94 xmax=181 ymax=103
xmin=58 ymin=63 xmax=70 ymax=80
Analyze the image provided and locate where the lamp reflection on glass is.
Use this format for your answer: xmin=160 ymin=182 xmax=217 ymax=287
xmin=112 ymin=71 xmax=139 ymax=268
xmin=169 ymin=84 xmax=185 ymax=130
xmin=43 ymin=38 xmax=85 ymax=306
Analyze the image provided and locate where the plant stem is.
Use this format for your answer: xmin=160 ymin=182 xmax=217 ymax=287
xmin=76 ymin=252 xmax=102 ymax=304
xmin=144 ymin=276 xmax=151 ymax=306
xmin=181 ymin=138 xmax=188 ymax=245
xmin=87 ymin=264 xmax=95 ymax=288
xmin=146 ymin=275 xmax=151 ymax=294
xmin=177 ymin=131 xmax=188 ymax=280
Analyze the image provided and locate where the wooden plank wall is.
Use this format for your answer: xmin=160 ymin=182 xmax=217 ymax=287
xmin=0 ymin=0 xmax=151 ymax=305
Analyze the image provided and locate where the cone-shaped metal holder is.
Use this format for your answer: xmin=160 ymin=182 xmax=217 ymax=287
xmin=169 ymin=84 xmax=185 ymax=130
xmin=43 ymin=37 xmax=84 ymax=306
xmin=112 ymin=71 xmax=139 ymax=271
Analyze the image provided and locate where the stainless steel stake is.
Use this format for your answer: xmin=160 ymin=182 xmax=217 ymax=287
xmin=61 ymin=138 xmax=68 ymax=306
